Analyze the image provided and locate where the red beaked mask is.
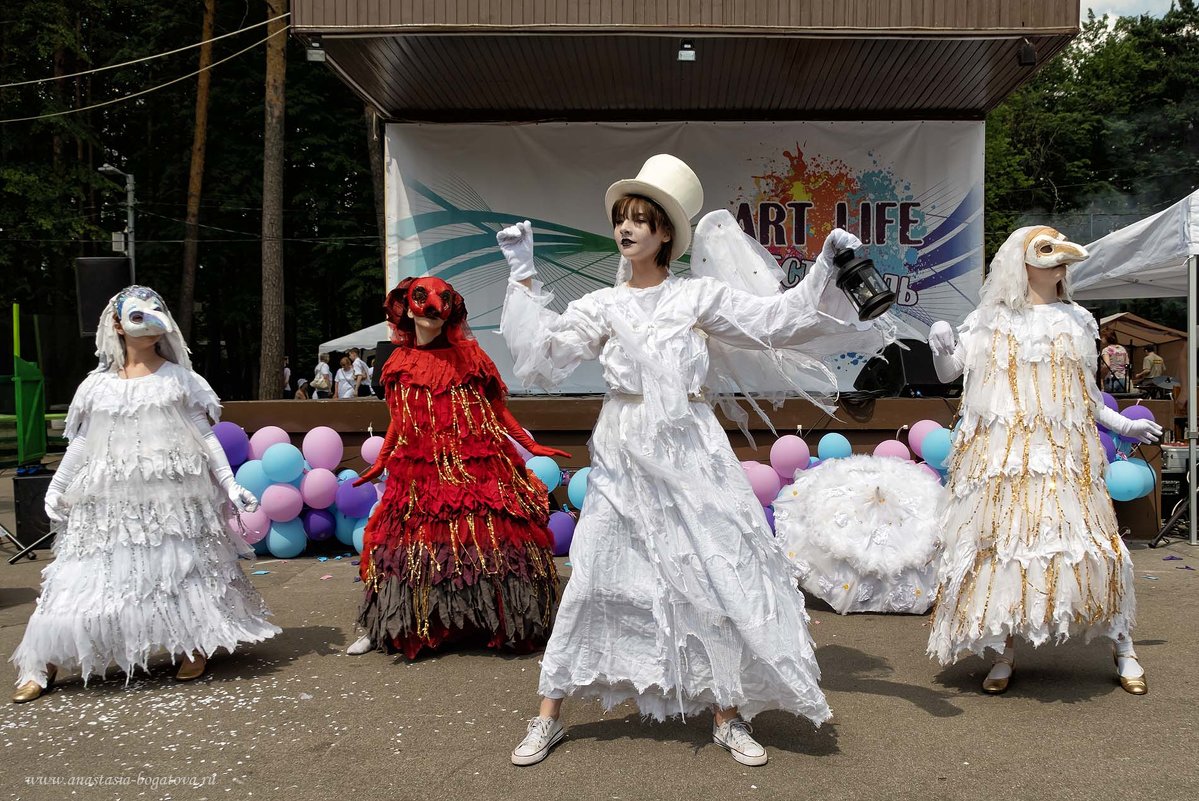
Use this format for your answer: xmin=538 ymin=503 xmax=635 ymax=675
xmin=384 ymin=276 xmax=469 ymax=347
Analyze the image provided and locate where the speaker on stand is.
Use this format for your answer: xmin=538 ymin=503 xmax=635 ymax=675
xmin=74 ymin=256 xmax=132 ymax=337
xmin=853 ymin=339 xmax=963 ymax=398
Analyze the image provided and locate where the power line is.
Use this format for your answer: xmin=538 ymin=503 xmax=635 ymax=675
xmin=0 ymin=12 xmax=290 ymax=89
xmin=0 ymin=25 xmax=289 ymax=124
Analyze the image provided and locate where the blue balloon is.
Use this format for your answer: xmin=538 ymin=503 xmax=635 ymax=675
xmin=262 ymin=443 xmax=305 ymax=484
xmin=352 ymin=518 xmax=368 ymax=554
xmin=921 ymin=429 xmax=953 ymax=469
xmin=235 ymin=460 xmax=272 ymax=499
xmin=567 ymin=467 xmax=591 ymax=509
xmin=334 ymin=510 xmax=358 ymax=546
xmin=267 ymin=519 xmax=307 ymax=559
xmin=1127 ymin=458 xmax=1156 ymax=498
xmin=1106 ymin=461 xmax=1143 ymax=503
xmin=337 ymin=469 xmax=360 ymax=483
xmin=526 ymin=456 xmax=562 ymax=492
xmin=808 ymin=457 xmax=822 ymax=469
xmin=817 ymin=433 xmax=852 ymax=461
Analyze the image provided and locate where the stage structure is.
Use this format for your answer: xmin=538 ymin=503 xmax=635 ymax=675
xmin=293 ymin=0 xmax=1080 ymax=392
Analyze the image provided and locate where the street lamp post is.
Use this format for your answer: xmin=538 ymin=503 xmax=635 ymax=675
xmin=98 ymin=164 xmax=136 ymax=282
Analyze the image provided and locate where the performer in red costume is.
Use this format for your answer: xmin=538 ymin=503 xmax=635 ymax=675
xmin=345 ymin=276 xmax=567 ymax=660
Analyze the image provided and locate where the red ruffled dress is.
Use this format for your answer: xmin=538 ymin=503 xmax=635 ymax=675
xmin=356 ymin=338 xmax=559 ymax=659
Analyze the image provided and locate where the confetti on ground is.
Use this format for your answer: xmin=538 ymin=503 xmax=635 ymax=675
xmin=1177 ymin=565 xmax=1195 ymax=571
xmin=1163 ymin=555 xmax=1183 ymax=561
xmin=320 ymin=574 xmax=334 ymax=580
xmin=1142 ymin=575 xmax=1160 ymax=581
xmin=317 ymin=556 xmax=329 ymax=562
xmin=351 ymin=560 xmax=361 ymax=566
xmin=252 ymin=570 xmax=271 ymax=575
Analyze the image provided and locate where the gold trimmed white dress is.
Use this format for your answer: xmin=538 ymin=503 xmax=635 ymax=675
xmin=927 ymin=302 xmax=1135 ymax=664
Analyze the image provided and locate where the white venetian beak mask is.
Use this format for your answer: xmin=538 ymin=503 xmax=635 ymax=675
xmin=117 ymin=287 xmax=174 ymax=338
xmin=1024 ymin=227 xmax=1089 ymax=269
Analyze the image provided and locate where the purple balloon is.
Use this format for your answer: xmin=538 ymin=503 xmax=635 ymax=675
xmin=1098 ymin=430 xmax=1118 ymax=462
xmin=548 ymin=511 xmax=576 ymax=557
xmin=214 ymin=422 xmax=250 ymax=467
xmin=1102 ymin=392 xmax=1120 ymax=413
xmin=763 ymin=506 xmax=776 ymax=534
xmin=303 ymin=508 xmax=336 ymax=541
xmin=335 ymin=480 xmax=377 ymax=519
xmin=1121 ymin=404 xmax=1155 ymax=423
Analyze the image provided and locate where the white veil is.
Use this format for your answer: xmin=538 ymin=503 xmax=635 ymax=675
xmin=94 ymin=286 xmax=193 ymax=373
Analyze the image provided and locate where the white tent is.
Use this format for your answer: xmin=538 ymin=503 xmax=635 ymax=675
xmin=1073 ymin=189 xmax=1199 ymax=545
xmin=318 ymin=322 xmax=390 ymax=354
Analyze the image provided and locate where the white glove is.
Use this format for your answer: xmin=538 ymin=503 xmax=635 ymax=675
xmin=820 ymin=228 xmax=863 ymax=262
xmin=497 ymin=220 xmax=536 ymax=281
xmin=928 ymin=320 xmax=957 ymax=356
xmin=1095 ymin=403 xmax=1164 ymax=445
xmin=43 ymin=488 xmax=67 ymax=524
xmin=225 ymin=482 xmax=260 ymax=513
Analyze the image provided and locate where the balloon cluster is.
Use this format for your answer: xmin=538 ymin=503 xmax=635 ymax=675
xmin=215 ymin=423 xmax=386 ymax=559
xmin=507 ymin=433 xmax=590 ymax=558
xmin=741 ymin=422 xmax=955 ymax=534
xmin=1098 ymin=394 xmax=1157 ymax=502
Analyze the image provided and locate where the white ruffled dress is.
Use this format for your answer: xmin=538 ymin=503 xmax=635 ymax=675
xmin=500 ymin=269 xmax=877 ymax=725
xmin=10 ymin=363 xmax=280 ymax=686
xmin=773 ymin=455 xmax=945 ymax=615
xmin=927 ymin=303 xmax=1135 ymax=664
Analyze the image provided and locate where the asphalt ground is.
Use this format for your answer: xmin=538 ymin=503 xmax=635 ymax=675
xmin=0 ymin=475 xmax=1196 ymax=801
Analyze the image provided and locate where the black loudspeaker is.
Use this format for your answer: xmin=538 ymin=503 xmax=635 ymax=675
xmin=74 ymin=256 xmax=131 ymax=337
xmin=372 ymin=340 xmax=398 ymax=400
xmin=1160 ymin=470 xmax=1188 ymax=517
xmin=13 ymin=474 xmax=54 ymax=550
xmin=853 ymin=338 xmax=963 ymax=398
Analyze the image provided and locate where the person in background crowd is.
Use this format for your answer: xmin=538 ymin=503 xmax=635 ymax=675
xmin=1101 ymin=331 xmax=1130 ymax=393
xmin=294 ymin=378 xmax=310 ymax=400
xmin=1136 ymin=344 xmax=1166 ymax=381
xmin=282 ymin=356 xmax=292 ymax=400
xmin=335 ymin=354 xmax=359 ymax=399
xmin=311 ymin=353 xmax=333 ymax=399
xmin=350 ymin=348 xmax=373 ymax=397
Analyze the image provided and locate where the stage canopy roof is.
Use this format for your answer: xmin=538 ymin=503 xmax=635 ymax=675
xmin=292 ymin=1 xmax=1079 ymax=121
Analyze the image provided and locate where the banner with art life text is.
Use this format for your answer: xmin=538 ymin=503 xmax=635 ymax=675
xmin=384 ymin=121 xmax=984 ymax=393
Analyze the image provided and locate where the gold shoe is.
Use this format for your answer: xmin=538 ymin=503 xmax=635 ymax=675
xmin=175 ymin=654 xmax=207 ymax=682
xmin=1115 ymin=653 xmax=1148 ymax=696
xmin=982 ymin=655 xmax=1014 ymax=695
xmin=12 ymin=665 xmax=56 ymax=703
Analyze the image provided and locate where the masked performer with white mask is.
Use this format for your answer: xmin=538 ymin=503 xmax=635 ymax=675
xmin=925 ymin=228 xmax=1161 ymax=696
xmin=10 ymin=286 xmax=279 ymax=702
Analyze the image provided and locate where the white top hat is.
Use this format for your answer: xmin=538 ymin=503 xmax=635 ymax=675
xmin=604 ymin=154 xmax=704 ymax=262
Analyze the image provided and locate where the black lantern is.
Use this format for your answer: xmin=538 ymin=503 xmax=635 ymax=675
xmin=834 ymin=247 xmax=897 ymax=321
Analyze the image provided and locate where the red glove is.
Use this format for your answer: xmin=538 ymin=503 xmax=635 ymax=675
xmin=494 ymin=403 xmax=571 ymax=460
xmin=354 ymin=420 xmax=400 ymax=486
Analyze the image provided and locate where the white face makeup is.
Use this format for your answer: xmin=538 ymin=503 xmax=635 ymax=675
xmin=1024 ymin=228 xmax=1089 ymax=269
xmin=116 ymin=287 xmax=174 ymax=338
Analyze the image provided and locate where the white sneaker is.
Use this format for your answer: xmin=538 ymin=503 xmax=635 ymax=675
xmin=511 ymin=716 xmax=564 ymax=766
xmin=713 ymin=718 xmax=768 ymax=766
xmin=346 ymin=635 xmax=374 ymax=655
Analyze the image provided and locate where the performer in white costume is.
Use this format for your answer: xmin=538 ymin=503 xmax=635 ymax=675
xmin=497 ymin=155 xmax=892 ymax=767
xmin=925 ymin=227 xmax=1160 ymax=695
xmin=10 ymin=286 xmax=279 ymax=702
xmin=774 ymin=454 xmax=945 ymax=615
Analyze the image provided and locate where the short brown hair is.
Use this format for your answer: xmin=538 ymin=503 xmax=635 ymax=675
xmin=611 ymin=195 xmax=674 ymax=268
xmin=1105 ymin=331 xmax=1119 ymax=345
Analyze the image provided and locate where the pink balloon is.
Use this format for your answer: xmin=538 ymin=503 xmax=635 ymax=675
xmin=375 ymin=482 xmax=386 ymax=500
xmin=360 ymin=435 xmax=385 ymax=465
xmin=873 ymin=439 xmax=911 ymax=460
xmin=769 ymin=435 xmax=811 ymax=481
xmin=300 ymin=468 xmax=339 ymax=509
xmin=919 ymin=463 xmax=943 ymax=483
xmin=261 ymin=483 xmax=304 ymax=522
xmin=743 ymin=462 xmax=782 ymax=507
xmin=506 ymin=434 xmax=533 ymax=462
xmin=228 ymin=506 xmax=271 ymax=545
xmin=249 ymin=426 xmax=291 ymax=461
xmin=908 ymin=420 xmax=944 ymax=459
xmin=303 ymin=426 xmax=345 ymax=471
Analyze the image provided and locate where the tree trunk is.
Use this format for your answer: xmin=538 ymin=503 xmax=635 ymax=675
xmin=258 ymin=0 xmax=288 ymax=400
xmin=364 ymin=104 xmax=387 ymax=256
xmin=179 ymin=0 xmax=217 ymax=341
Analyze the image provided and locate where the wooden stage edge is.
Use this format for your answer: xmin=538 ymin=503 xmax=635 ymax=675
xmin=221 ymin=396 xmax=1174 ymax=539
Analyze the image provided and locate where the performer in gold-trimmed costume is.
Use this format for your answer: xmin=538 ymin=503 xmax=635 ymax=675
xmin=925 ymin=226 xmax=1161 ymax=695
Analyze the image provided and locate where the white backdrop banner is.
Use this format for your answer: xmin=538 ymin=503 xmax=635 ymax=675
xmin=384 ymin=121 xmax=984 ymax=393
